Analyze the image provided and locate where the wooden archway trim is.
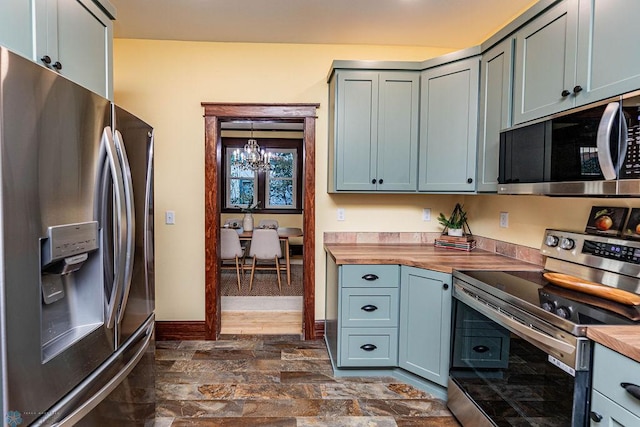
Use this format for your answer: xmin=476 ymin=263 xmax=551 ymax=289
xmin=203 ymin=103 xmax=319 ymax=340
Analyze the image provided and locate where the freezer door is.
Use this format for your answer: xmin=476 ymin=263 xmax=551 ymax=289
xmin=33 ymin=315 xmax=155 ymax=426
xmin=0 ymin=47 xmax=115 ymax=425
xmin=112 ymin=105 xmax=155 ymax=347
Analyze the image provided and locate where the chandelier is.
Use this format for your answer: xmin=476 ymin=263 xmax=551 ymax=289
xmin=232 ymin=125 xmax=273 ymax=172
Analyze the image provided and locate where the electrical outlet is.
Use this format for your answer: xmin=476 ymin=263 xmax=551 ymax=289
xmin=422 ymin=208 xmax=431 ymax=221
xmin=337 ymin=208 xmax=345 ymax=221
xmin=165 ymin=210 xmax=175 ymax=225
xmin=499 ymin=212 xmax=509 ymax=228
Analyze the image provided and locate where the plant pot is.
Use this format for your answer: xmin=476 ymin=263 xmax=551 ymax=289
xmin=242 ymin=213 xmax=254 ymax=231
xmin=447 ymin=228 xmax=463 ymax=237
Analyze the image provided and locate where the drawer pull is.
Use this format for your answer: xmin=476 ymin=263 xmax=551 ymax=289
xmin=361 ymin=304 xmax=378 ymax=312
xmin=361 ymin=274 xmax=379 ymax=281
xmin=360 ymin=344 xmax=377 ymax=352
xmin=620 ymin=382 xmax=640 ymax=400
xmin=473 ymin=345 xmax=489 ymax=353
xmin=589 ymin=411 xmax=603 ymax=423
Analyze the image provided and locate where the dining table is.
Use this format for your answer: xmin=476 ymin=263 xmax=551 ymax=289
xmin=234 ymin=227 xmax=303 ymax=286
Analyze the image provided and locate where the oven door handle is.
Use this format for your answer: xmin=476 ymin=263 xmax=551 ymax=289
xmin=454 ymin=285 xmax=575 ymax=356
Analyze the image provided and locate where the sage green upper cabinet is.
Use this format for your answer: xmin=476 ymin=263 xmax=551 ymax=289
xmin=513 ymin=0 xmax=579 ymax=124
xmin=418 ymin=57 xmax=479 ymax=192
xmin=329 ymin=69 xmax=419 ymax=192
xmin=0 ymin=0 xmax=34 ymax=58
xmin=398 ymin=266 xmax=452 ymax=387
xmin=477 ymin=38 xmax=514 ymax=192
xmin=575 ymin=0 xmax=640 ymax=105
xmin=35 ymin=0 xmax=114 ymax=99
xmin=514 ymin=0 xmax=640 ymax=125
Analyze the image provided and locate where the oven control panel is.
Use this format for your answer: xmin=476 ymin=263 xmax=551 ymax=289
xmin=582 ymin=240 xmax=640 ymax=264
xmin=541 ymin=229 xmax=640 ymax=277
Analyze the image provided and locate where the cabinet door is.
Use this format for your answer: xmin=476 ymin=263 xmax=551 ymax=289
xmin=477 ymin=38 xmax=513 ymax=192
xmin=513 ymin=0 xmax=579 ymax=124
xmin=335 ymin=71 xmax=378 ymax=191
xmin=399 ymin=266 xmax=452 ymax=387
xmin=576 ymin=0 xmax=640 ymax=105
xmin=57 ymin=0 xmax=112 ymax=98
xmin=0 ymin=0 xmax=34 ymax=58
xmin=418 ymin=57 xmax=479 ymax=192
xmin=36 ymin=0 xmax=112 ymax=99
xmin=376 ymin=72 xmax=419 ymax=191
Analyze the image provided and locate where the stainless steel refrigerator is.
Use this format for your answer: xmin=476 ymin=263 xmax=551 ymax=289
xmin=0 ymin=46 xmax=155 ymax=426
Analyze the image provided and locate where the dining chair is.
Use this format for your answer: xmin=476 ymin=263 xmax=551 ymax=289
xmin=247 ymin=228 xmax=283 ymax=292
xmin=258 ymin=219 xmax=279 ymax=229
xmin=220 ymin=228 xmax=245 ymax=290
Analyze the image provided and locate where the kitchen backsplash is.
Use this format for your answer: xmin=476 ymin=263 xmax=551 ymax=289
xmin=324 ymin=232 xmax=544 ymax=267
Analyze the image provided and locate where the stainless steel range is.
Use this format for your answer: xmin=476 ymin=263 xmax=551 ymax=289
xmin=448 ymin=229 xmax=640 ymax=427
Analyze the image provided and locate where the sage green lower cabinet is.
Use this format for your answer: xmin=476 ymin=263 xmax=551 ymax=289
xmin=328 ymin=263 xmax=400 ymax=368
xmin=323 ymin=257 xmax=452 ymax=399
xmin=590 ymin=344 xmax=640 ymax=426
xmin=398 ymin=266 xmax=452 ymax=387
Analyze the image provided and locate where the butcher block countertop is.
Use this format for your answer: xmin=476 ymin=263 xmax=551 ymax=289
xmin=324 ymin=243 xmax=542 ymax=273
xmin=587 ymin=326 xmax=640 ymax=363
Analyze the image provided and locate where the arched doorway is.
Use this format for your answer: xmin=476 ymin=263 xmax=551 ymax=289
xmin=203 ymin=103 xmax=319 ymax=340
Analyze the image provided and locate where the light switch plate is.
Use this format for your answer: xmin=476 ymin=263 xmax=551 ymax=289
xmin=165 ymin=210 xmax=175 ymax=225
xmin=337 ymin=208 xmax=345 ymax=221
xmin=422 ymin=208 xmax=431 ymax=221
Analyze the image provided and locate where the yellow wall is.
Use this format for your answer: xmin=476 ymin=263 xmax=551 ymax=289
xmin=113 ymin=39 xmax=640 ymax=322
xmin=113 ymin=39 xmax=453 ymax=321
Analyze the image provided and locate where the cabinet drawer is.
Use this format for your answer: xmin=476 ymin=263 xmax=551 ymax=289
xmin=339 ymin=328 xmax=398 ymax=367
xmin=591 ymin=390 xmax=640 ymax=427
xmin=341 ymin=288 xmax=398 ymax=328
xmin=593 ymin=344 xmax=640 ymax=417
xmin=341 ymin=264 xmax=399 ymax=288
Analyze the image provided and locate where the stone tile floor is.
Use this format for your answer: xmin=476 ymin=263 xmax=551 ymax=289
xmin=155 ymin=335 xmax=460 ymax=426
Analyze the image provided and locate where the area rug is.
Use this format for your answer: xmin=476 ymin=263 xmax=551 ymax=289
xmin=221 ymin=264 xmax=303 ymax=296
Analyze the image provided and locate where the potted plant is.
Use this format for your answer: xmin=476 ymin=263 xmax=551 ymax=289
xmin=438 ymin=203 xmax=470 ymax=237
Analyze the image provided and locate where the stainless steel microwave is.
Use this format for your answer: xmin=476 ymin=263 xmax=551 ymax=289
xmin=498 ymin=90 xmax=640 ymax=196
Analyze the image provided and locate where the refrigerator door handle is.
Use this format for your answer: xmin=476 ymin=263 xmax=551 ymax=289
xmin=101 ymin=127 xmax=127 ymax=329
xmin=144 ymin=130 xmax=155 ymax=289
xmin=114 ymin=130 xmax=136 ymax=325
xmin=37 ymin=316 xmax=154 ymax=427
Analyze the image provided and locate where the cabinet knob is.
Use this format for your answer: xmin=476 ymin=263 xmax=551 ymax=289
xmin=361 ymin=274 xmax=379 ymax=281
xmin=561 ymin=89 xmax=571 ymax=97
xmin=589 ymin=411 xmax=603 ymax=423
xmin=620 ymin=382 xmax=640 ymax=400
xmin=371 ymin=179 xmax=377 ymax=184
xmin=378 ymin=178 xmax=383 ymax=184
xmin=41 ymin=55 xmax=52 ymax=65
xmin=361 ymin=304 xmax=378 ymax=312
xmin=360 ymin=344 xmax=377 ymax=352
xmin=467 ymin=178 xmax=473 ymax=184
xmin=443 ymin=283 xmax=449 ymax=290
xmin=573 ymin=85 xmax=583 ymax=94
xmin=53 ymin=61 xmax=62 ymax=71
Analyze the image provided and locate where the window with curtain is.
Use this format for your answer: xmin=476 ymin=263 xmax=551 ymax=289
xmin=222 ymin=138 xmax=302 ymax=213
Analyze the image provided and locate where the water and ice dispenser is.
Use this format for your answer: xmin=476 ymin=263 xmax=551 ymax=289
xmin=40 ymin=222 xmax=103 ymax=362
